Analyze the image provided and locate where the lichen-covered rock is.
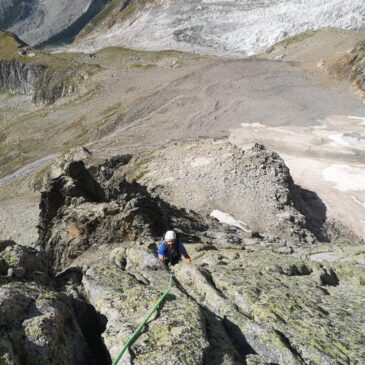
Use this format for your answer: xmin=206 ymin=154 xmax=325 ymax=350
xmin=0 ymin=241 xmax=97 ymax=365
xmin=0 ymin=283 xmax=95 ymax=365
xmin=173 ymin=243 xmax=365 ymax=364
xmin=59 ymin=238 xmax=365 ymax=365
xmin=69 ymin=243 xmax=243 ymax=365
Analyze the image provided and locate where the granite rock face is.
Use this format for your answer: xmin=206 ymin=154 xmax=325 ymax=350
xmin=37 ymin=147 xmax=209 ymax=273
xmin=37 ymin=141 xmax=319 ymax=273
xmin=174 ymin=244 xmax=365 ymax=364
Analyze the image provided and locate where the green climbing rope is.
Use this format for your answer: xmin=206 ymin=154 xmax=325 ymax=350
xmin=111 ymin=272 xmax=173 ymax=365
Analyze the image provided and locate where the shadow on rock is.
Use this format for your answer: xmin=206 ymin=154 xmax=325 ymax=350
xmin=222 ymin=317 xmax=257 ymax=358
xmin=56 ymin=267 xmax=112 ymax=365
xmin=292 ymin=185 xmax=329 ymax=242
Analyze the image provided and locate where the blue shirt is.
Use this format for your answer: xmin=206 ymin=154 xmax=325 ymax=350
xmin=158 ymin=240 xmax=187 ymax=260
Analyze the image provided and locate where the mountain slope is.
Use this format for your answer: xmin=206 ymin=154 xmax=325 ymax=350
xmin=1 ymin=37 xmax=365 ymax=241
xmin=258 ymin=28 xmax=365 ymax=97
xmin=0 ymin=0 xmax=109 ymax=46
xmin=71 ymin=0 xmax=365 ymax=56
xmin=327 ymin=40 xmax=365 ymax=98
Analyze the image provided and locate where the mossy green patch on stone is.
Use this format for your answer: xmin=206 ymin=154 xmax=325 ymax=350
xmin=0 ymin=249 xmax=20 ymax=267
xmin=335 ymin=264 xmax=365 ymax=282
xmin=147 ymin=323 xmax=172 ymax=346
xmin=0 ymin=354 xmax=13 ymax=365
xmin=132 ymin=63 xmax=157 ymax=70
xmin=24 ymin=322 xmax=43 ymax=340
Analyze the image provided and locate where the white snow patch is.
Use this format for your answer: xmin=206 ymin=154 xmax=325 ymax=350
xmin=210 ymin=210 xmax=248 ymax=231
xmin=156 ymin=176 xmax=175 ymax=184
xmin=310 ymin=252 xmax=342 ymax=262
xmin=322 ymin=164 xmax=365 ymax=192
xmin=240 ymin=122 xmax=266 ymax=128
xmin=348 ymin=116 xmax=365 ymax=125
xmin=328 ymin=134 xmax=365 ymax=151
xmin=311 ymin=125 xmax=327 ymax=130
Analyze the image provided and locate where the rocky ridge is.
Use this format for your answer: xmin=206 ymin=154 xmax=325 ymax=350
xmin=118 ymin=139 xmax=317 ymax=245
xmin=1 ymin=141 xmax=364 ymax=364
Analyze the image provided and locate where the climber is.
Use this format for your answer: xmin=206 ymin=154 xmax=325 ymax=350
xmin=158 ymin=230 xmax=192 ymax=266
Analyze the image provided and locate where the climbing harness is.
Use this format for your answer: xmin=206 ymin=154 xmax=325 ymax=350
xmin=111 ymin=272 xmax=173 ymax=365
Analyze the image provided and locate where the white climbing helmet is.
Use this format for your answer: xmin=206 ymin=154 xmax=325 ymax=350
xmin=165 ymin=230 xmax=176 ymax=241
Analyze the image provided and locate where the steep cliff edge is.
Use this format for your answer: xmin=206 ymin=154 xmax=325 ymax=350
xmin=0 ymin=30 xmax=99 ymax=105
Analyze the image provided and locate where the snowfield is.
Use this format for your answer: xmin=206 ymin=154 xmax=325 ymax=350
xmin=70 ymin=0 xmax=365 ymax=56
xmin=322 ymin=165 xmax=365 ymax=192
